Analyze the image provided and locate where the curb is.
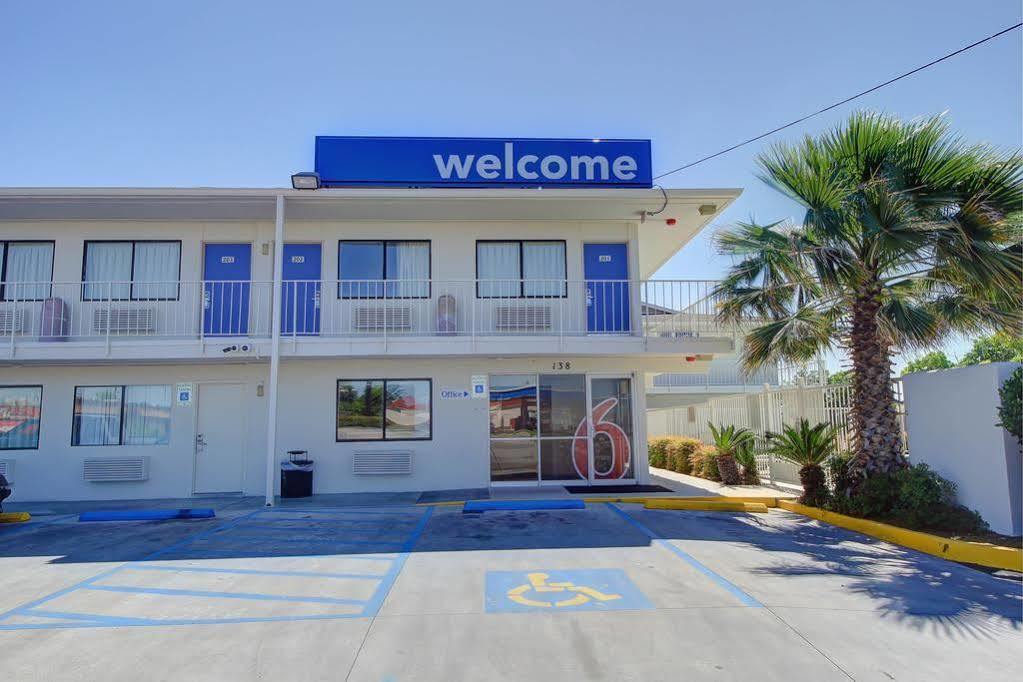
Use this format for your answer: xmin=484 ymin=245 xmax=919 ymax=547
xmin=645 ymin=499 xmax=770 ymax=514
xmin=777 ymin=500 xmax=1023 ymax=572
xmin=0 ymin=512 xmax=32 ymax=524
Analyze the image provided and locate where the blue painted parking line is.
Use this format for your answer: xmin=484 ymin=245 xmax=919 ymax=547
xmin=605 ymin=503 xmax=763 ymax=608
xmin=199 ymin=534 xmax=406 ymax=547
xmin=0 ymin=506 xmax=435 ymax=630
xmin=82 ymin=583 xmax=368 ymax=605
xmin=23 ymin=609 xmax=162 ymax=626
xmin=126 ymin=564 xmax=387 ymax=580
xmin=361 ymin=506 xmax=434 ymax=617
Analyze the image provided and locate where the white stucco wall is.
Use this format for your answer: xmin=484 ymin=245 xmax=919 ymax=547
xmin=1 ymin=357 xmax=649 ymax=501
xmin=902 ymin=362 xmax=1022 ymax=536
xmin=0 ymin=363 xmax=268 ymax=501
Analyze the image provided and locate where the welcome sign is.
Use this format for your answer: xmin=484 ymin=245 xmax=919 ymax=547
xmin=314 ymin=136 xmax=652 ymax=188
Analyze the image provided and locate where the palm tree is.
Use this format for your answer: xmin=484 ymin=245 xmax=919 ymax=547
xmin=766 ymin=419 xmax=838 ymax=506
xmin=715 ymin=112 xmax=1022 ymax=482
xmin=733 ymin=440 xmax=761 ymax=485
xmin=707 ymin=423 xmax=754 ymax=485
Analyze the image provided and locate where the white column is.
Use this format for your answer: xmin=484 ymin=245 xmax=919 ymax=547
xmin=264 ymin=195 xmax=285 ymax=507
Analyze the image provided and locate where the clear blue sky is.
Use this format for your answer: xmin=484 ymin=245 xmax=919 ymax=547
xmin=2 ymin=1 xmax=1020 ymax=367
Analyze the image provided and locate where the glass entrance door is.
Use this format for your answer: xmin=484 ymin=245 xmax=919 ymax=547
xmin=489 ymin=373 xmax=635 ymax=485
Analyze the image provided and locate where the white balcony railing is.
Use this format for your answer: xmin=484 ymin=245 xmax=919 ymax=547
xmin=0 ymin=279 xmax=735 ymax=349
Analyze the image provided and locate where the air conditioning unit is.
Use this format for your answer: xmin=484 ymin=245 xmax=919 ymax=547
xmin=93 ymin=308 xmax=156 ymax=334
xmin=0 ymin=309 xmax=25 ymax=334
xmin=354 ymin=306 xmax=412 ymax=332
xmin=83 ymin=457 xmax=150 ymax=482
xmin=494 ymin=305 xmax=552 ymax=331
xmin=0 ymin=460 xmax=14 ymax=484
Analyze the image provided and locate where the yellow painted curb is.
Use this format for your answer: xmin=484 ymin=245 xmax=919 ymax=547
xmin=645 ymin=499 xmax=769 ymax=514
xmin=777 ymin=500 xmax=1023 ymax=572
xmin=0 ymin=512 xmax=31 ymax=523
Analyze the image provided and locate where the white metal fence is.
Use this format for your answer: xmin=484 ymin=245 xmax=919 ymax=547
xmin=647 ymin=380 xmax=906 ymax=486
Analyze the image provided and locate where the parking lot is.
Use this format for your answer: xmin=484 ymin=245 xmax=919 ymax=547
xmin=0 ymin=500 xmax=1020 ymax=681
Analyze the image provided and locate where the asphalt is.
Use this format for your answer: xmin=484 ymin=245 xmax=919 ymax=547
xmin=0 ymin=498 xmax=1020 ymax=681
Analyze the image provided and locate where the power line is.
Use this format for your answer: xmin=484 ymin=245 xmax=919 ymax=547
xmin=654 ymin=22 xmax=1023 ymax=180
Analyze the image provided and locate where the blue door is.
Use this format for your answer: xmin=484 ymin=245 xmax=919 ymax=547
xmin=584 ymin=243 xmax=630 ymax=333
xmin=282 ymin=243 xmax=321 ymax=335
xmin=203 ymin=244 xmax=252 ymax=336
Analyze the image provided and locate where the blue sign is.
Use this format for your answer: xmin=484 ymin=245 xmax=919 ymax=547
xmin=314 ymin=137 xmax=652 ymax=188
xmin=485 ymin=569 xmax=652 ymax=613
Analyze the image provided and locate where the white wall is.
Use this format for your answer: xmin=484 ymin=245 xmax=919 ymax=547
xmin=0 ymin=363 xmax=268 ymax=501
xmin=1 ymin=356 xmax=649 ymax=501
xmin=275 ymin=357 xmax=648 ymax=494
xmin=1 ymin=218 xmax=634 ymax=285
xmin=903 ymin=363 xmax=1022 ymax=536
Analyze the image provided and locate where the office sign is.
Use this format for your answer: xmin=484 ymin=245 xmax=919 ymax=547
xmin=314 ymin=137 xmax=652 ymax=188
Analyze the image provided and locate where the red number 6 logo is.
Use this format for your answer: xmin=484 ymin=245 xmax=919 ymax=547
xmin=572 ymin=398 xmax=631 ymax=480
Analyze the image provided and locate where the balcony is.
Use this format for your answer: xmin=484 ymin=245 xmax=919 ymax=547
xmin=0 ymin=279 xmax=736 ymax=361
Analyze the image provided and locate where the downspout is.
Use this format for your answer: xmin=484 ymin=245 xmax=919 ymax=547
xmin=264 ymin=194 xmax=285 ymax=506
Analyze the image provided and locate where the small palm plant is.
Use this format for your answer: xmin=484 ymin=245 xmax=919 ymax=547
xmin=766 ymin=419 xmax=838 ymax=506
xmin=733 ymin=440 xmax=761 ymax=486
xmin=707 ymin=423 xmax=754 ymax=485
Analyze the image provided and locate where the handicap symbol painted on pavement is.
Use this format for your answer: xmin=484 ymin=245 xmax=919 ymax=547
xmin=485 ymin=569 xmax=652 ymax=613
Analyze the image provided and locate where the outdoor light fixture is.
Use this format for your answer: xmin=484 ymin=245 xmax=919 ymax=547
xmin=291 ymin=171 xmax=321 ymax=190
xmin=698 ymin=204 xmax=717 ymax=215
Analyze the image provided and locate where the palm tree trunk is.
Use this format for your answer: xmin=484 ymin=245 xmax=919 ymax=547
xmin=848 ymin=286 xmax=905 ymax=480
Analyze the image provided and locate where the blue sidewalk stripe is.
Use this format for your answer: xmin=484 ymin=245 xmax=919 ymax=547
xmin=605 ymin=503 xmax=763 ymax=608
xmin=464 ymin=499 xmax=584 ymax=513
xmin=79 ymin=508 xmax=215 ymax=522
xmin=82 ymin=583 xmax=367 ymax=605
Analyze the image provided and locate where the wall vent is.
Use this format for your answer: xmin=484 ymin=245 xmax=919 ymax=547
xmin=353 ymin=451 xmax=413 ymax=476
xmin=354 ymin=306 xmax=412 ymax=332
xmin=83 ymin=457 xmax=150 ymax=482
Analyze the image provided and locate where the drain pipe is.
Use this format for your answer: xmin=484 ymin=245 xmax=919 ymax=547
xmin=264 ymin=194 xmax=285 ymax=507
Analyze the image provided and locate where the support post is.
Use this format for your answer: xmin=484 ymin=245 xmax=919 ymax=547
xmin=264 ymin=195 xmax=285 ymax=507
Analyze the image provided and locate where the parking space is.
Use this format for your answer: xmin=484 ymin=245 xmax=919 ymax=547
xmin=0 ymin=501 xmax=1020 ymax=681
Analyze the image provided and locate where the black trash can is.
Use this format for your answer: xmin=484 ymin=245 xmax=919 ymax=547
xmin=280 ymin=450 xmax=313 ymax=498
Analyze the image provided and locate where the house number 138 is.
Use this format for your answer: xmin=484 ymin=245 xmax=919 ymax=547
xmin=551 ymin=361 xmax=572 ymax=370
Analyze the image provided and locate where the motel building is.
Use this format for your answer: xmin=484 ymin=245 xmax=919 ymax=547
xmin=0 ymin=137 xmax=740 ymax=503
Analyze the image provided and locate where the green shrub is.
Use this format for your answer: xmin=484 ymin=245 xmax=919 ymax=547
xmin=689 ymin=445 xmax=720 ymax=481
xmin=838 ymin=464 xmax=987 ymax=534
xmin=997 ymin=366 xmax=1022 ymax=443
xmin=648 ymin=437 xmax=672 ymax=469
xmin=667 ymin=438 xmax=700 ymax=475
xmin=827 ymin=452 xmax=857 ymax=502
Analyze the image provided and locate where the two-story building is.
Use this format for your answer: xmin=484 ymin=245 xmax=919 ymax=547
xmin=0 ymin=137 xmax=740 ymax=502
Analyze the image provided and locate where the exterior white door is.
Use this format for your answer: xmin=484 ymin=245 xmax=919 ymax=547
xmin=194 ymin=383 xmax=246 ymax=493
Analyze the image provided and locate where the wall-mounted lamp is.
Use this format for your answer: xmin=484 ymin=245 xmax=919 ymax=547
xmin=291 ymin=171 xmax=321 ymax=190
xmin=698 ymin=204 xmax=717 ymax=216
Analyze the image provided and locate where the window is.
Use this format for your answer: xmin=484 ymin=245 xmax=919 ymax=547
xmin=338 ymin=241 xmax=430 ymax=299
xmin=476 ymin=240 xmax=566 ymax=298
xmin=71 ymin=385 xmax=171 ymax=446
xmin=0 ymin=386 xmax=43 ymax=450
xmin=336 ymin=379 xmax=431 ymax=441
xmin=0 ymin=241 xmax=54 ymax=301
xmin=82 ymin=241 xmax=181 ymax=301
